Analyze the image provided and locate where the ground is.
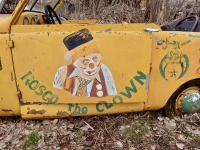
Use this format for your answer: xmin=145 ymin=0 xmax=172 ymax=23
xmin=0 ymin=110 xmax=200 ymax=150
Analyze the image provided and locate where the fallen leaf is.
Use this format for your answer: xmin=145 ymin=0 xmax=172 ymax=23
xmin=67 ymin=124 xmax=74 ymax=129
xmin=114 ymin=141 xmax=123 ymax=148
xmin=151 ymin=145 xmax=156 ymax=150
xmin=176 ymin=143 xmax=185 ymax=149
xmin=52 ymin=119 xmax=59 ymax=124
xmin=80 ymin=125 xmax=89 ymax=131
xmin=158 ymin=117 xmax=164 ymax=121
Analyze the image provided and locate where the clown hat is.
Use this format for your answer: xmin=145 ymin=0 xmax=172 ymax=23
xmin=63 ymin=28 xmax=102 ymax=63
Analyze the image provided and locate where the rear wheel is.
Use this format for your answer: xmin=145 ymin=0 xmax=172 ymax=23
xmin=165 ymin=80 xmax=200 ymax=118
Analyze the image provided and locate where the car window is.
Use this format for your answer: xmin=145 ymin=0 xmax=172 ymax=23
xmin=24 ymin=0 xmax=35 ymax=10
xmin=24 ymin=0 xmax=60 ymax=13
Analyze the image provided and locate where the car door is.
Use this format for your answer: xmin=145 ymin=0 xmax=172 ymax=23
xmin=10 ymin=23 xmax=156 ymax=118
xmin=0 ymin=34 xmax=20 ymax=116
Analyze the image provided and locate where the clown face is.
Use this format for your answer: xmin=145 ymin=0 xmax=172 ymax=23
xmin=73 ymin=53 xmax=102 ymax=80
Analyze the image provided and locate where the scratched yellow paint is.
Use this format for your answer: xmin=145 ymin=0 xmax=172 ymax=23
xmin=20 ymin=103 xmax=144 ymax=119
xmin=146 ymin=31 xmax=200 ymax=110
xmin=0 ymin=34 xmax=20 ymax=116
xmin=1 ymin=0 xmax=200 ymax=118
xmin=11 ymin=24 xmax=155 ymax=105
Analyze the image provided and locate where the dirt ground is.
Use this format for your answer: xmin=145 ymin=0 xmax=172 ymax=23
xmin=0 ymin=110 xmax=200 ymax=150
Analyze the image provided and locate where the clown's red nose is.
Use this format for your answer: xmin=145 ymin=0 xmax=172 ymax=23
xmin=89 ymin=63 xmax=95 ymax=69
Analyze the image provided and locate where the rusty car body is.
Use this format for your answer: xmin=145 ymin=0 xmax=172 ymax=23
xmin=0 ymin=0 xmax=200 ymax=119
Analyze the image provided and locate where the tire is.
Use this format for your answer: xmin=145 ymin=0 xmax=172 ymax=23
xmin=165 ymin=79 xmax=200 ymax=118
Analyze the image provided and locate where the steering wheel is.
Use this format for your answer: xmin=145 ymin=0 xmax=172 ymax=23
xmin=44 ymin=5 xmax=62 ymax=24
xmin=174 ymin=15 xmax=199 ymax=32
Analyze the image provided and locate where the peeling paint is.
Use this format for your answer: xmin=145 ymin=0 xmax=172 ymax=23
xmin=47 ymin=32 xmax=51 ymax=36
xmin=105 ymin=28 xmax=111 ymax=32
xmin=20 ymin=98 xmax=24 ymax=104
xmin=1 ymin=109 xmax=13 ymax=112
xmin=11 ymin=72 xmax=13 ymax=81
xmin=57 ymin=111 xmax=68 ymax=115
xmin=145 ymin=73 xmax=149 ymax=90
xmin=0 ymin=57 xmax=2 ymax=71
xmin=154 ymin=37 xmax=164 ymax=45
xmin=27 ymin=107 xmax=46 ymax=115
xmin=196 ymin=67 xmax=200 ymax=76
xmin=24 ymin=102 xmax=31 ymax=105
xmin=189 ymin=34 xmax=200 ymax=38
xmin=0 ymin=32 xmax=8 ymax=34
xmin=96 ymin=31 xmax=102 ymax=34
xmin=33 ymin=102 xmax=44 ymax=105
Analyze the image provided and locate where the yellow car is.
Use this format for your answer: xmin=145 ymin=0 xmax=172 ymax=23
xmin=0 ymin=0 xmax=200 ymax=119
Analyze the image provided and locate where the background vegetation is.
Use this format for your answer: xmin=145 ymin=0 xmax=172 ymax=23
xmin=56 ymin=0 xmax=200 ymax=25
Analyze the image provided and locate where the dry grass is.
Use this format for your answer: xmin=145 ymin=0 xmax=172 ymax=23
xmin=57 ymin=0 xmax=200 ymax=25
xmin=1 ymin=0 xmax=199 ymax=25
xmin=1 ymin=111 xmax=200 ymax=149
xmin=0 ymin=0 xmax=20 ymax=14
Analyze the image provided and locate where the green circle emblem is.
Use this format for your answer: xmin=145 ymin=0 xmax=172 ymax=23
xmin=159 ymin=51 xmax=189 ymax=80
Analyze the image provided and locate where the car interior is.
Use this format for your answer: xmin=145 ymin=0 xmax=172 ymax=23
xmin=16 ymin=0 xmax=98 ymax=25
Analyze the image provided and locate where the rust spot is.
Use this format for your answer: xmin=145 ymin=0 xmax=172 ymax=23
xmin=150 ymin=66 xmax=152 ymax=72
xmin=192 ymin=102 xmax=197 ymax=111
xmin=1 ymin=109 xmax=12 ymax=112
xmin=0 ymin=32 xmax=8 ymax=34
xmin=27 ymin=108 xmax=46 ymax=115
xmin=0 ymin=57 xmax=2 ymax=71
xmin=181 ymin=62 xmax=184 ymax=68
xmin=57 ymin=111 xmax=68 ymax=115
xmin=33 ymin=102 xmax=45 ymax=105
xmin=11 ymin=72 xmax=13 ymax=81
xmin=196 ymin=67 xmax=200 ymax=76
xmin=17 ymin=90 xmax=22 ymax=99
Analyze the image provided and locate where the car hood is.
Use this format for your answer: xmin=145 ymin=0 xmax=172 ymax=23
xmin=0 ymin=14 xmax=11 ymax=32
xmin=0 ymin=14 xmax=11 ymax=20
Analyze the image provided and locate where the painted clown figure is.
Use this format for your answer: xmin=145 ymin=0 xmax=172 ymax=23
xmin=53 ymin=28 xmax=117 ymax=97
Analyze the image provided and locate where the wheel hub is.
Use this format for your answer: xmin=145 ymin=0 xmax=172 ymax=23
xmin=176 ymin=87 xmax=200 ymax=114
xmin=181 ymin=93 xmax=200 ymax=113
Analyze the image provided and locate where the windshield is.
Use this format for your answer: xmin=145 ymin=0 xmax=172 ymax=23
xmin=24 ymin=0 xmax=60 ymax=13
